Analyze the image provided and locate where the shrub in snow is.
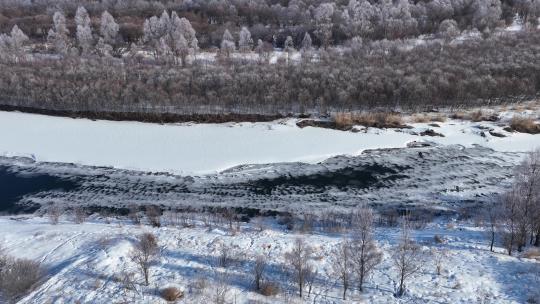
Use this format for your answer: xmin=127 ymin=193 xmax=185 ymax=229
xmin=277 ymin=214 xmax=294 ymax=230
xmin=161 ymin=286 xmax=184 ymax=301
xmin=47 ymin=204 xmax=62 ymax=225
xmin=431 ymin=248 xmax=449 ymax=276
xmin=253 ymin=254 xmax=267 ymax=291
xmin=211 ymin=269 xmax=231 ymax=304
xmin=215 ymin=243 xmax=239 ymax=268
xmin=259 ymin=281 xmax=280 ymax=296
xmin=350 ymin=207 xmax=382 ymax=293
xmin=188 ymin=276 xmax=208 ymax=295
xmin=297 ymin=213 xmax=315 ymax=233
xmin=72 ymin=206 xmax=88 ymax=224
xmin=128 ymin=205 xmax=141 ymax=225
xmin=250 ymin=216 xmax=266 ymax=232
xmin=145 ymin=205 xmax=161 ymax=227
xmin=0 ymin=257 xmax=43 ymax=301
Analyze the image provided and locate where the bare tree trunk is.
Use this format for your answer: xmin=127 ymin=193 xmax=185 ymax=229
xmin=398 ymin=271 xmax=405 ymax=297
xmin=490 ymin=230 xmax=495 ymax=252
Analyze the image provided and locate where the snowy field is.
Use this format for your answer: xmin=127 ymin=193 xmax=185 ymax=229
xmin=0 ymin=215 xmax=538 ymax=304
xmin=0 ymin=110 xmax=539 ymax=174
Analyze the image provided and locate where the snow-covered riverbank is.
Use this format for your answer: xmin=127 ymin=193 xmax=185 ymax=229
xmin=0 ymin=111 xmax=538 ymax=174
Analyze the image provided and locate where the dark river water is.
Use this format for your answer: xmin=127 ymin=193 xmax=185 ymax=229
xmin=0 ymin=166 xmax=79 ymax=213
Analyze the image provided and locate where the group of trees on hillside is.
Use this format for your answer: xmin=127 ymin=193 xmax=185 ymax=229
xmin=0 ymin=30 xmax=539 ymax=115
xmin=1 ymin=0 xmax=539 ymax=49
xmin=0 ymin=1 xmax=539 ymax=116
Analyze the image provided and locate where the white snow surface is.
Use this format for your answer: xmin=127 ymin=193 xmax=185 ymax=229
xmin=0 ymin=111 xmax=539 ymax=175
xmin=0 ymin=216 xmax=538 ymax=303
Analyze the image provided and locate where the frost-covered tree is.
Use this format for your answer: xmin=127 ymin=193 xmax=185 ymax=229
xmin=513 ymin=148 xmax=540 ymax=250
xmin=301 ymin=32 xmax=312 ymax=52
xmin=75 ymin=6 xmax=93 ymax=55
xmin=174 ymin=14 xmax=198 ymax=49
xmin=238 ymin=27 xmax=253 ymax=52
xmin=255 ymin=39 xmax=272 ymax=63
xmin=47 ymin=11 xmax=70 ymax=55
xmin=330 ymin=242 xmax=353 ymax=300
xmin=143 ymin=15 xmax=167 ymax=58
xmin=472 ymin=0 xmax=502 ymax=31
xmin=171 ymin=29 xmax=189 ymax=65
xmin=130 ymin=233 xmax=160 ymax=286
xmin=96 ymin=37 xmax=113 ymax=57
xmin=343 ymin=0 xmax=377 ymax=38
xmin=382 ymin=0 xmax=418 ymax=39
xmin=10 ymin=25 xmax=28 ymax=55
xmin=127 ymin=42 xmax=143 ymax=63
xmin=143 ymin=11 xmax=197 ymax=60
xmin=428 ymin=0 xmax=454 ymax=20
xmin=100 ymin=11 xmax=119 ymax=45
xmin=515 ymin=0 xmax=540 ymax=28
xmin=350 ymin=208 xmax=382 ymax=292
xmin=284 ymin=238 xmax=314 ymax=298
xmin=0 ymin=34 xmax=10 ymax=61
xmin=284 ymin=35 xmax=295 ymax=52
xmin=0 ymin=25 xmax=29 ymax=62
xmin=314 ymin=2 xmax=334 ymax=48
xmin=439 ymin=19 xmax=460 ymax=41
xmin=75 ymin=6 xmax=90 ymax=29
xmin=220 ymin=29 xmax=236 ymax=58
xmin=393 ymin=217 xmax=425 ymax=297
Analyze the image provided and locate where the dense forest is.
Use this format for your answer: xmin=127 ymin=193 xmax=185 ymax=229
xmin=0 ymin=0 xmax=539 ymax=117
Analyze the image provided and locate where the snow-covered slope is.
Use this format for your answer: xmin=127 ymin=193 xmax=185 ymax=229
xmin=0 ymin=216 xmax=537 ymax=303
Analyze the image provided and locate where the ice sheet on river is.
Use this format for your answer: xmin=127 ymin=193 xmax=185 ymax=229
xmin=0 ymin=145 xmax=522 ymax=213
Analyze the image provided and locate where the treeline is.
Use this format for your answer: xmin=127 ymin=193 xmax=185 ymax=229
xmin=0 ymin=31 xmax=539 ymax=115
xmin=0 ymin=0 xmax=538 ymax=48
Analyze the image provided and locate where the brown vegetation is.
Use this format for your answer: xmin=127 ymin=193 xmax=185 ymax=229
xmin=509 ymin=116 xmax=540 ymax=134
xmin=450 ymin=110 xmax=498 ymax=122
xmin=333 ymin=112 xmax=406 ymax=130
xmin=522 ymin=248 xmax=540 ymax=260
xmin=145 ymin=205 xmax=161 ymax=227
xmin=161 ymin=286 xmax=184 ymax=302
xmin=258 ymin=281 xmax=280 ymax=296
xmin=411 ymin=113 xmax=447 ymax=123
xmin=0 ymin=254 xmax=43 ymax=301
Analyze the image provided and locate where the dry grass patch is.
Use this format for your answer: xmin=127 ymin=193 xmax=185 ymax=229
xmin=161 ymin=286 xmax=184 ymax=302
xmin=411 ymin=114 xmax=430 ymax=123
xmin=411 ymin=113 xmax=447 ymax=123
xmin=431 ymin=113 xmax=447 ymax=122
xmin=0 ymin=257 xmax=44 ymax=301
xmin=450 ymin=110 xmax=498 ymax=122
xmin=258 ymin=281 xmax=280 ymax=296
xmin=522 ymin=248 xmax=540 ymax=260
xmin=333 ymin=112 xmax=405 ymax=129
xmin=510 ymin=116 xmax=540 ymax=134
